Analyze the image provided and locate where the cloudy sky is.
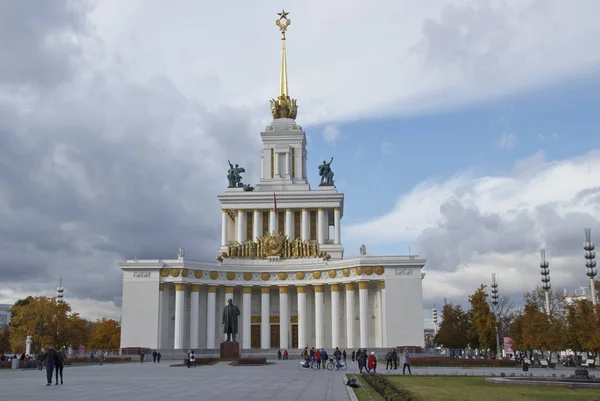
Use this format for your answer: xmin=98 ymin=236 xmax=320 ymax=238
xmin=1 ymin=0 xmax=600 ymax=325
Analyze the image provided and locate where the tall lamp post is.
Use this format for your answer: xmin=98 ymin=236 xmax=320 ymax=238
xmin=584 ymin=228 xmax=597 ymax=306
xmin=540 ymin=249 xmax=551 ymax=315
xmin=491 ymin=273 xmax=500 ymax=359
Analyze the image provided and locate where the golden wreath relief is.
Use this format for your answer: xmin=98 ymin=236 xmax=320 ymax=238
xmin=217 ymin=232 xmax=331 ymax=261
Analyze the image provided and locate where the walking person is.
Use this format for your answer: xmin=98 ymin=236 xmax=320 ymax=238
xmin=157 ymin=352 xmax=161 ymax=363
xmin=351 ymin=350 xmax=356 ymax=363
xmin=189 ymin=350 xmax=196 ymax=368
xmin=320 ymin=348 xmax=328 ymax=370
xmin=89 ymin=351 xmax=94 ymax=365
xmin=43 ymin=345 xmax=58 ymax=386
xmin=392 ymin=348 xmax=398 ymax=370
xmin=55 ymin=346 xmax=66 ymax=385
xmin=152 ymin=350 xmax=158 ymax=363
xmin=402 ymin=348 xmax=412 ymax=375
xmin=342 ymin=350 xmax=347 ymax=363
xmin=367 ymin=352 xmax=377 ymax=374
xmin=334 ymin=347 xmax=342 ymax=370
xmin=385 ymin=349 xmax=393 ymax=370
xmin=99 ymin=350 xmax=105 ymax=366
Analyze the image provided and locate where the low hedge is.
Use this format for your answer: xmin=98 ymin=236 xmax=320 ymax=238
xmin=410 ymin=357 xmax=517 ymax=368
xmin=234 ymin=357 xmax=267 ymax=365
xmin=361 ymin=374 xmax=420 ymax=401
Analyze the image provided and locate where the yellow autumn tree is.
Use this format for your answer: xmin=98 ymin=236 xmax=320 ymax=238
xmin=469 ymin=285 xmax=497 ymax=353
xmin=88 ymin=318 xmax=121 ymax=350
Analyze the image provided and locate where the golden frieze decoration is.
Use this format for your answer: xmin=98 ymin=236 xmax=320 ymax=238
xmin=226 ymin=272 xmax=235 ymax=281
xmin=313 ymin=271 xmax=322 ymax=279
xmin=278 ymin=272 xmax=288 ymax=280
xmin=209 ymin=271 xmax=219 ymax=280
xmin=170 ymin=268 xmax=180 ymax=277
xmin=364 ymin=266 xmax=373 ymax=275
xmin=296 ymin=272 xmax=305 ymax=280
xmin=356 ymin=267 xmax=362 ymax=276
xmin=243 ymin=272 xmax=253 ymax=281
xmin=261 ymin=272 xmax=270 ymax=281
xmin=217 ymin=232 xmax=331 ymax=261
xmin=328 ymin=269 xmax=336 ymax=279
xmin=181 ymin=268 xmax=189 ymax=277
xmin=194 ymin=270 xmax=203 ymax=279
xmin=374 ymin=266 xmax=385 ymax=275
xmin=342 ymin=268 xmax=350 ymax=277
xmin=160 ymin=268 xmax=168 ymax=277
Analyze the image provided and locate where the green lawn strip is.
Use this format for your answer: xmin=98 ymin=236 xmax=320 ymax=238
xmin=346 ymin=374 xmax=385 ymax=401
xmin=386 ymin=376 xmax=600 ymax=401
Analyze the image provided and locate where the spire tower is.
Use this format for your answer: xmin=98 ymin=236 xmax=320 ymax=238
xmin=270 ymin=10 xmax=298 ymax=120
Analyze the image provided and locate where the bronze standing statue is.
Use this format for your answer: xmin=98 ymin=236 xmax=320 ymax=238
xmin=318 ymin=157 xmax=335 ymax=186
xmin=222 ymin=299 xmax=241 ymax=342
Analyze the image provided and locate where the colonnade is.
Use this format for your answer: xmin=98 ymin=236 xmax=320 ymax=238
xmin=221 ymin=207 xmax=341 ymax=246
xmin=163 ymin=281 xmax=380 ymax=350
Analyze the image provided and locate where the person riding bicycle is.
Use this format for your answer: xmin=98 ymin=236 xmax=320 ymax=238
xmin=333 ymin=347 xmax=342 ymax=370
xmin=301 ymin=348 xmax=311 ymax=368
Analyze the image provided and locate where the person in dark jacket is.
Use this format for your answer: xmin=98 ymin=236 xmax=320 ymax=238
xmin=55 ymin=346 xmax=66 ymax=385
xmin=42 ymin=345 xmax=58 ymax=386
xmin=391 ymin=348 xmax=398 ymax=370
xmin=351 ymin=350 xmax=355 ymax=362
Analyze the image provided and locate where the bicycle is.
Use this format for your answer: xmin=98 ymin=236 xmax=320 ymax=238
xmin=298 ymin=358 xmax=321 ymax=371
xmin=326 ymin=358 xmax=347 ymax=371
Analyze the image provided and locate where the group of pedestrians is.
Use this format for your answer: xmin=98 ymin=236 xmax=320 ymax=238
xmin=38 ymin=345 xmax=67 ymax=386
xmin=300 ymin=346 xmax=347 ymax=370
xmin=352 ymin=348 xmax=412 ymax=375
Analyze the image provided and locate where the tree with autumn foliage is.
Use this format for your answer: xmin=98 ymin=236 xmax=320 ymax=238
xmin=434 ymin=304 xmax=470 ymax=349
xmin=8 ymin=296 xmax=91 ymax=353
xmin=469 ymin=285 xmax=497 ymax=354
xmin=88 ymin=318 xmax=121 ymax=350
xmin=565 ymin=300 xmax=600 ymax=355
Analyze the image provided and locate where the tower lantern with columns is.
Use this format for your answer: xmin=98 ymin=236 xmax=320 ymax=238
xmin=118 ymin=10 xmax=427 ymax=354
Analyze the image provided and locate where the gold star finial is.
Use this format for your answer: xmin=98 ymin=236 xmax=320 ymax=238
xmin=276 ymin=9 xmax=291 ymax=39
xmin=278 ymin=9 xmax=289 ymax=20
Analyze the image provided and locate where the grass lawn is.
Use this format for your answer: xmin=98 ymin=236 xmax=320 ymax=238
xmin=387 ymin=376 xmax=600 ymax=401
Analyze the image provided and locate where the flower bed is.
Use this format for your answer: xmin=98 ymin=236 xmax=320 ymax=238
xmin=411 ymin=357 xmax=517 ymax=368
xmin=360 ymin=373 xmax=420 ymax=401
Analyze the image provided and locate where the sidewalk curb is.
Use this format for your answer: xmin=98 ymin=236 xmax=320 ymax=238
xmin=342 ymin=374 xmax=360 ymax=401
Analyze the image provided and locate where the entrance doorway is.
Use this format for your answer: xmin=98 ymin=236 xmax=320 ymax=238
xmin=251 ymin=325 xmax=260 ymax=348
xmin=270 ymin=325 xmax=280 ymax=349
xmin=291 ymin=324 xmax=298 ymax=349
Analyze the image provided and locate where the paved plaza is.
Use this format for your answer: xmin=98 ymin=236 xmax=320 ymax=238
xmin=0 ymin=359 xmax=584 ymax=401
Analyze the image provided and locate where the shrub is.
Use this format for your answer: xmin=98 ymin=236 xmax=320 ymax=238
xmin=410 ymin=357 xmax=517 ymax=368
xmin=361 ymin=373 xmax=421 ymax=401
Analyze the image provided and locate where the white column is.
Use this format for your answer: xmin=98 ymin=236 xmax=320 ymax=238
xmin=269 ymin=209 xmax=277 ymax=233
xmin=285 ymin=209 xmax=294 ymax=240
xmin=359 ymin=281 xmax=369 ymax=348
xmin=285 ymin=151 xmax=290 ymax=177
xmin=242 ymin=287 xmax=252 ymax=349
xmin=314 ymin=285 xmax=324 ymax=348
xmin=334 ymin=207 xmax=341 ymax=245
xmin=221 ymin=210 xmax=228 ymax=246
xmin=297 ymin=286 xmax=307 ymax=349
xmin=206 ymin=286 xmax=216 ymax=348
xmin=274 ymin=151 xmax=279 ymax=177
xmin=174 ymin=283 xmax=186 ymax=349
xmin=317 ymin=208 xmax=325 ymax=244
xmin=331 ymin=284 xmax=340 ymax=348
xmin=237 ymin=209 xmax=246 ymax=243
xmin=189 ymin=284 xmax=200 ymax=349
xmin=157 ymin=283 xmax=164 ymax=348
xmin=345 ymin=283 xmax=356 ymax=349
xmin=279 ymin=286 xmax=289 ymax=349
xmin=301 ymin=209 xmax=309 ymax=240
xmin=381 ymin=281 xmax=387 ymax=347
xmin=253 ymin=210 xmax=262 ymax=241
xmin=261 ymin=287 xmax=270 ymax=349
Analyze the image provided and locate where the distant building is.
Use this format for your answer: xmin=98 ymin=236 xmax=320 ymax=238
xmin=424 ymin=328 xmax=435 ymax=348
xmin=0 ymin=304 xmax=11 ymax=332
xmin=565 ymin=286 xmax=598 ymax=304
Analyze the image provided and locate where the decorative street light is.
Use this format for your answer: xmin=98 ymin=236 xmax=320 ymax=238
xmin=432 ymin=305 xmax=438 ymax=335
xmin=584 ymin=228 xmax=597 ymax=306
xmin=540 ymin=249 xmax=551 ymax=315
xmin=57 ymin=277 xmax=64 ymax=303
xmin=491 ymin=273 xmax=500 ymax=359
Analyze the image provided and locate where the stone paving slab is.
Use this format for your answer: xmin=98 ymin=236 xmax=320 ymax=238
xmin=0 ymin=360 xmax=351 ymax=401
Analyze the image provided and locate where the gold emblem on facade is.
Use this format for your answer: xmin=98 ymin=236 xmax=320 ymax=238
xmin=296 ymin=272 xmax=305 ymax=280
xmin=160 ymin=268 xmax=168 ymax=277
xmin=261 ymin=272 xmax=270 ymax=281
xmin=364 ymin=266 xmax=373 ymax=275
xmin=170 ymin=268 xmax=180 ymax=277
xmin=210 ymin=271 xmax=218 ymax=280
xmin=313 ymin=271 xmax=322 ymax=279
xmin=374 ymin=266 xmax=385 ymax=275
xmin=356 ymin=267 xmax=362 ymax=276
xmin=194 ymin=270 xmax=203 ymax=279
xmin=218 ymin=232 xmax=330 ymax=261
xmin=342 ymin=268 xmax=350 ymax=277
xmin=226 ymin=272 xmax=235 ymax=281
xmin=181 ymin=268 xmax=189 ymax=277
xmin=278 ymin=272 xmax=288 ymax=280
xmin=328 ymin=270 xmax=336 ymax=279
xmin=244 ymin=272 xmax=253 ymax=281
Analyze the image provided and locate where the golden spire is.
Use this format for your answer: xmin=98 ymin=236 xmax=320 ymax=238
xmin=270 ymin=10 xmax=298 ymax=120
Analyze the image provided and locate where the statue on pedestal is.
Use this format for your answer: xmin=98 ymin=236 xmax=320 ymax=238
xmin=222 ymin=299 xmax=241 ymax=342
xmin=227 ymin=160 xmax=247 ymax=188
xmin=318 ymin=157 xmax=335 ymax=186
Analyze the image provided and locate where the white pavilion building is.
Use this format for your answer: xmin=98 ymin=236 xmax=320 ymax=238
xmin=119 ymin=11 xmax=426 ymax=353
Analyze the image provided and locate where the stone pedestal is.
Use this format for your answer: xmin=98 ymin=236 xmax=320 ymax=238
xmin=220 ymin=341 xmax=240 ymax=361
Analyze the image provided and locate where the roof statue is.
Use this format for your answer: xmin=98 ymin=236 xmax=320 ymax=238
xmin=270 ymin=10 xmax=298 ymax=120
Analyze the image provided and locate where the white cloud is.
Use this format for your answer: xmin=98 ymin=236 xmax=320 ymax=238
xmin=496 ymin=131 xmax=516 ymax=149
xmin=322 ymin=125 xmax=342 ymax=144
xmin=381 ymin=142 xmax=393 ymax=155
xmin=345 ymin=150 xmax=600 ymax=304
xmin=89 ymin=1 xmax=600 ymax=125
